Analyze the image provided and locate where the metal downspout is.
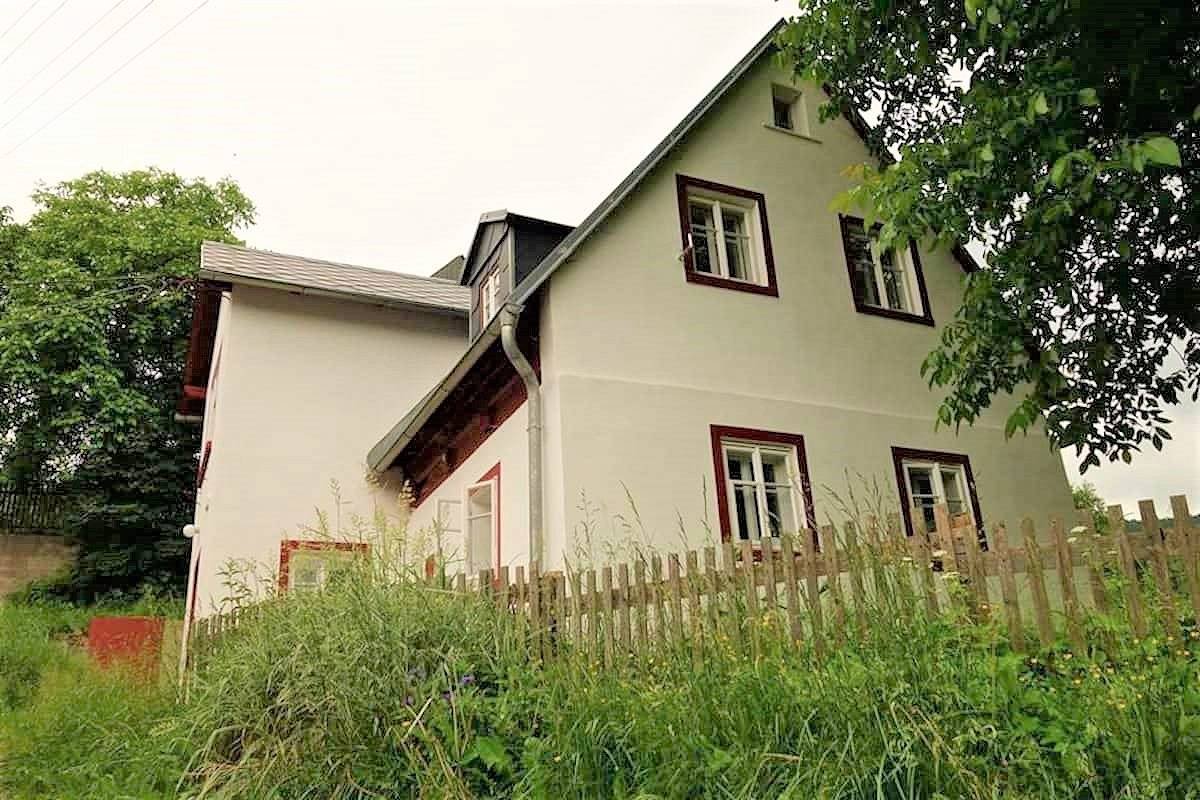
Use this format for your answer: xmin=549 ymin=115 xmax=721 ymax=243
xmin=499 ymin=306 xmax=543 ymax=568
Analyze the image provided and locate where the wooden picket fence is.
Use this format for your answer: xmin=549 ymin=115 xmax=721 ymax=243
xmin=189 ymin=494 xmax=1199 ymax=671
xmin=0 ymin=490 xmax=69 ymax=534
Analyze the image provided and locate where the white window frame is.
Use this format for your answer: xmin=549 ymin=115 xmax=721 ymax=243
xmin=769 ymin=84 xmax=807 ymax=136
xmin=686 ymin=191 xmax=768 ymax=287
xmin=720 ymin=439 xmax=804 ymax=542
xmin=436 ymin=498 xmax=462 ymax=564
xmin=480 ymin=269 xmax=502 ymax=324
xmin=865 ymin=241 xmax=922 ymax=315
xmin=464 ymin=479 xmax=497 ymax=575
xmin=902 ymin=459 xmax=973 ymax=530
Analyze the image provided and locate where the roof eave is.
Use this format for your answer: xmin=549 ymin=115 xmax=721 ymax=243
xmin=366 ymin=303 xmax=521 ymax=472
xmin=513 ymin=20 xmax=786 ymax=305
xmin=199 ymin=268 xmax=470 ymax=318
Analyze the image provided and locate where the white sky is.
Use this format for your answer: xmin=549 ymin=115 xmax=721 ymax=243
xmin=1 ymin=0 xmax=1195 ymax=515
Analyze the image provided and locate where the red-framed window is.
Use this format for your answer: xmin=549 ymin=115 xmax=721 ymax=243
xmin=710 ymin=425 xmax=816 ymax=543
xmin=676 ymin=175 xmax=779 ymax=297
xmin=278 ymin=540 xmax=370 ymax=593
xmin=891 ymin=447 xmax=984 ymax=538
xmin=838 ymin=215 xmax=934 ymax=326
xmin=196 ymin=441 xmax=213 ymax=488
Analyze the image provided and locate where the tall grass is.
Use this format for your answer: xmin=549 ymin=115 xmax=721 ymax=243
xmin=2 ymin=491 xmax=1198 ymax=799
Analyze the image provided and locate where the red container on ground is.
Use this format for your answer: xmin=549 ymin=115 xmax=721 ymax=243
xmin=87 ymin=616 xmax=165 ymax=675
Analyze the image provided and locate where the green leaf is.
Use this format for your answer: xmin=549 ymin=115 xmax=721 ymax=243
xmin=979 ymin=142 xmax=995 ymax=162
xmin=469 ymin=736 xmax=513 ymax=773
xmin=986 ymin=5 xmax=1001 ymax=24
xmin=1141 ymin=136 xmax=1181 ymax=167
xmin=1078 ymin=88 xmax=1099 ymax=106
xmin=1032 ymin=92 xmax=1049 ymax=115
xmin=1050 ymin=154 xmax=1071 ymax=186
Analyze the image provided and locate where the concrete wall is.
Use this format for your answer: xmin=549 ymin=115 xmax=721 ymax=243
xmin=187 ymin=285 xmax=466 ymax=616
xmin=0 ymin=534 xmax=75 ymax=596
xmin=539 ymin=55 xmax=1074 ymax=562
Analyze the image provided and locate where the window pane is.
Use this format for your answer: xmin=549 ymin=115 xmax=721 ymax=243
xmin=763 ymin=485 xmax=798 ymax=537
xmin=721 ymin=209 xmax=752 ymax=281
xmin=689 ymin=203 xmax=717 ymax=274
xmin=773 ymin=97 xmax=793 ymax=129
xmin=941 ymin=468 xmax=967 ymax=517
xmin=880 ymin=250 xmax=911 ymax=312
xmin=759 ymin=449 xmax=791 ymax=485
xmin=842 ymin=222 xmax=881 ymax=306
xmin=726 ymin=448 xmax=754 ymax=482
xmin=732 ymin=483 xmax=761 ymax=541
xmin=467 ymin=515 xmax=492 ymax=572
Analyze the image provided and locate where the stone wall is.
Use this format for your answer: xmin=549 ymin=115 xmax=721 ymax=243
xmin=0 ymin=534 xmax=75 ymax=595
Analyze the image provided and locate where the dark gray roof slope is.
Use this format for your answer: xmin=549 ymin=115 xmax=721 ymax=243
xmin=200 ymin=241 xmax=470 ymax=315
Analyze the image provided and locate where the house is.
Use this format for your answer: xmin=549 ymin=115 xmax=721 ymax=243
xmin=179 ymin=22 xmax=1074 ymax=627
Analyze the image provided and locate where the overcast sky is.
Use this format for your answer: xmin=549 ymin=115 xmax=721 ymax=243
xmin=1 ymin=0 xmax=1195 ymax=515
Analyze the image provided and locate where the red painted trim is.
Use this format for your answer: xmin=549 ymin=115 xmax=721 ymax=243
xmin=277 ymin=539 xmax=370 ymax=592
xmin=709 ymin=425 xmax=817 ymax=544
xmin=478 ymin=462 xmax=501 ymax=574
xmin=196 ymin=441 xmax=212 ymax=488
xmin=676 ymin=174 xmax=779 ymax=298
xmin=838 ymin=214 xmax=935 ymax=327
xmin=890 ymin=446 xmax=985 ymax=541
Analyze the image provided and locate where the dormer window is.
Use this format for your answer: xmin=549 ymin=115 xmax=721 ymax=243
xmin=676 ymin=175 xmax=778 ymax=297
xmin=480 ymin=269 xmax=502 ymax=323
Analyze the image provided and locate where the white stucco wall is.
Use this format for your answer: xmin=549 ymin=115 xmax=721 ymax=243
xmin=405 ymin=403 xmax=531 ymax=576
xmin=537 ymin=55 xmax=1074 ymax=562
xmin=187 ymin=285 xmax=465 ymax=615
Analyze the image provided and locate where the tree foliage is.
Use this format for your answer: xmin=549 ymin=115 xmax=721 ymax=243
xmin=0 ymin=169 xmax=253 ymax=599
xmin=1071 ymin=481 xmax=1109 ymax=533
xmin=780 ymin=0 xmax=1199 ymax=470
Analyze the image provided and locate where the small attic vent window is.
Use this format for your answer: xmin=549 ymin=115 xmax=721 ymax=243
xmin=769 ymin=85 xmax=806 ymax=136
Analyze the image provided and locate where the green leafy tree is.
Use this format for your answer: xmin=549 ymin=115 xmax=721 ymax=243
xmin=0 ymin=169 xmax=254 ymax=599
xmin=1071 ymin=481 xmax=1109 ymax=533
xmin=779 ymin=1 xmax=1198 ymax=470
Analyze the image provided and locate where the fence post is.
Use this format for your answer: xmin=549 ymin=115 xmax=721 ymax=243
xmin=703 ymin=547 xmax=721 ymax=646
xmin=1021 ymin=518 xmax=1055 ymax=648
xmin=779 ymin=533 xmax=803 ymax=647
xmin=633 ymin=559 xmax=650 ymax=651
xmin=616 ymin=563 xmax=632 ymax=657
xmin=818 ymin=525 xmax=846 ymax=642
xmin=586 ymin=568 xmax=600 ymax=663
xmin=1169 ymin=495 xmax=1200 ymax=624
xmin=909 ymin=507 xmax=939 ymax=615
xmin=569 ymin=571 xmax=583 ymax=654
xmin=1050 ymin=516 xmax=1086 ymax=654
xmin=799 ymin=527 xmax=825 ymax=659
xmin=685 ymin=550 xmax=703 ymax=666
xmin=601 ymin=566 xmax=615 ymax=668
xmin=992 ymin=524 xmax=1024 ymax=652
xmin=1138 ymin=500 xmax=1180 ymax=641
xmin=842 ymin=522 xmax=868 ymax=635
xmin=720 ymin=542 xmax=742 ymax=649
xmin=1109 ymin=505 xmax=1148 ymax=639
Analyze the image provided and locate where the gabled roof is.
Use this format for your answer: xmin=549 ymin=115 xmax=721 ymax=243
xmin=512 ymin=20 xmax=786 ymax=305
xmin=366 ymin=18 xmax=982 ymax=472
xmin=200 ymin=241 xmax=470 ymax=315
xmin=433 ymin=255 xmax=466 ymax=282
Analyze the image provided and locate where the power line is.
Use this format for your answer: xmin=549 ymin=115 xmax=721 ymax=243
xmin=0 ymin=0 xmax=206 ymax=157
xmin=0 ymin=1 xmax=41 ymax=45
xmin=0 ymin=0 xmax=155 ymax=132
xmin=0 ymin=0 xmax=70 ymax=67
xmin=2 ymin=0 xmax=130 ymax=105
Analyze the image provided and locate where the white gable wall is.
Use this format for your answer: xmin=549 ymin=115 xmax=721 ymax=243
xmin=539 ymin=56 xmax=1073 ymax=562
xmin=187 ymin=285 xmax=465 ymax=616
